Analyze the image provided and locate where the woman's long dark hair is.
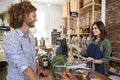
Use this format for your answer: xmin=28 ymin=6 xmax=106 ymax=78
xmin=91 ymin=21 xmax=107 ymax=42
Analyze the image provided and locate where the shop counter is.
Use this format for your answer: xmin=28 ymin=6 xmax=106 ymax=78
xmin=39 ymin=67 xmax=111 ymax=80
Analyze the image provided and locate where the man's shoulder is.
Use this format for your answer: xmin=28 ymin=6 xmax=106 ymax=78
xmin=4 ymin=29 xmax=21 ymax=41
xmin=5 ymin=30 xmax=15 ymax=37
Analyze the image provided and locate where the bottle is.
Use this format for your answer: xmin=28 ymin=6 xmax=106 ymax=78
xmin=40 ymin=37 xmax=45 ymax=46
xmin=42 ymin=55 xmax=48 ymax=69
xmin=35 ymin=37 xmax=38 ymax=46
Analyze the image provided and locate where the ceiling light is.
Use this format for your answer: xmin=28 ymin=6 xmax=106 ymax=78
xmin=47 ymin=3 xmax=51 ymax=6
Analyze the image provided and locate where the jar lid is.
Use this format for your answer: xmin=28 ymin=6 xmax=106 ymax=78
xmin=43 ymin=58 xmax=47 ymax=60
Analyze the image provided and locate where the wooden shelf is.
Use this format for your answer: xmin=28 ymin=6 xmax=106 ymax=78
xmin=62 ymin=16 xmax=77 ymax=19
xmin=109 ymin=57 xmax=120 ymax=63
xmin=108 ymin=70 xmax=120 ymax=77
xmin=70 ymin=26 xmax=76 ymax=30
xmin=79 ymin=26 xmax=90 ymax=29
xmin=79 ymin=33 xmax=91 ymax=35
xmin=62 ymin=16 xmax=67 ymax=19
xmin=65 ymin=34 xmax=77 ymax=36
xmin=61 ymin=0 xmax=101 ymax=47
xmin=67 ymin=33 xmax=91 ymax=36
xmin=109 ymin=57 xmax=120 ymax=76
xmin=70 ymin=34 xmax=77 ymax=36
xmin=79 ymin=2 xmax=101 ymax=14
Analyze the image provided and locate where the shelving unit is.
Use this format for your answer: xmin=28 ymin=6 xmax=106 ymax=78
xmin=109 ymin=57 xmax=120 ymax=76
xmin=0 ymin=26 xmax=10 ymax=62
xmin=61 ymin=0 xmax=79 ymax=44
xmin=61 ymin=0 xmax=101 ymax=61
xmin=109 ymin=57 xmax=120 ymax=63
xmin=61 ymin=0 xmax=101 ymax=45
xmin=79 ymin=0 xmax=101 ymax=49
xmin=62 ymin=2 xmax=68 ymax=18
xmin=79 ymin=0 xmax=101 ymax=30
xmin=61 ymin=0 xmax=80 ymax=62
xmin=79 ymin=2 xmax=101 ymax=14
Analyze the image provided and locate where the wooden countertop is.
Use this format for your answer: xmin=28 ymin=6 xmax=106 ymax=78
xmin=93 ymin=71 xmax=111 ymax=80
xmin=40 ymin=67 xmax=111 ymax=80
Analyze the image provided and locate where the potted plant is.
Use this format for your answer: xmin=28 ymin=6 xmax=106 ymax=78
xmin=0 ymin=11 xmax=8 ymax=26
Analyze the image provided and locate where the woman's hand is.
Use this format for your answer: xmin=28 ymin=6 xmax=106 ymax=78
xmin=68 ymin=44 xmax=76 ymax=49
xmin=69 ymin=44 xmax=80 ymax=50
xmin=87 ymin=57 xmax=103 ymax=64
xmin=87 ymin=57 xmax=95 ymax=62
xmin=71 ymin=44 xmax=77 ymax=49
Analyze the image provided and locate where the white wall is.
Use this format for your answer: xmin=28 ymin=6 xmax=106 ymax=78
xmin=0 ymin=0 xmax=19 ymax=13
xmin=0 ymin=0 xmax=20 ymax=26
xmin=31 ymin=2 xmax=62 ymax=46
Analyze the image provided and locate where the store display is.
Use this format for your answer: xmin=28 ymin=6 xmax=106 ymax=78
xmin=0 ymin=26 xmax=10 ymax=62
xmin=51 ymin=29 xmax=60 ymax=45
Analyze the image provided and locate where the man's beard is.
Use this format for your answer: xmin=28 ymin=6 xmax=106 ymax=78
xmin=29 ymin=25 xmax=34 ymax=28
xmin=26 ymin=22 xmax=35 ymax=28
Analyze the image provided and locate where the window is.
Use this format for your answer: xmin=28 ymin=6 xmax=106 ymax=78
xmin=34 ymin=11 xmax=46 ymax=45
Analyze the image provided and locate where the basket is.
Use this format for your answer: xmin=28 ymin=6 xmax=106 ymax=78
xmin=53 ymin=60 xmax=95 ymax=80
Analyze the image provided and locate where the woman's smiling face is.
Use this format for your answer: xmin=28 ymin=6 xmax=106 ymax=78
xmin=92 ymin=24 xmax=100 ymax=36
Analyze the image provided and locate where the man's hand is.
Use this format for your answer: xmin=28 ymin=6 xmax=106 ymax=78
xmin=36 ymin=59 xmax=48 ymax=78
xmin=37 ymin=69 xmax=48 ymax=77
xmin=23 ymin=66 xmax=40 ymax=80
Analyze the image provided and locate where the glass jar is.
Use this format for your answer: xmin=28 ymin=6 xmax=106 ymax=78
xmin=42 ymin=55 xmax=48 ymax=69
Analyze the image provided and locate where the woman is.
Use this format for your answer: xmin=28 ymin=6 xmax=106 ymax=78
xmin=71 ymin=21 xmax=112 ymax=75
